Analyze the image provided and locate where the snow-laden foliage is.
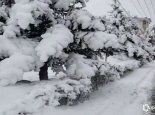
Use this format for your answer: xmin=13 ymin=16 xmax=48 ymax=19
xmin=147 ymin=26 xmax=155 ymax=48
xmin=0 ymin=61 xmax=122 ymax=115
xmin=66 ymin=54 xmax=97 ymax=79
xmin=108 ymin=0 xmax=154 ymax=63
xmin=0 ymin=0 xmax=90 ymax=85
xmin=107 ymin=54 xmax=141 ymax=73
xmin=36 ymin=24 xmax=73 ymax=62
xmin=0 ymin=0 xmax=154 ymax=113
xmin=3 ymin=0 xmax=54 ymax=38
xmin=52 ymin=0 xmax=88 ymax=10
xmin=76 ymin=31 xmax=122 ymax=51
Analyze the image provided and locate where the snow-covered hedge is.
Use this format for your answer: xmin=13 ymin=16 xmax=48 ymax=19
xmin=0 ymin=55 xmax=151 ymax=115
xmin=0 ymin=54 xmax=125 ymax=115
xmin=0 ymin=78 xmax=91 ymax=115
xmin=107 ymin=55 xmax=141 ymax=73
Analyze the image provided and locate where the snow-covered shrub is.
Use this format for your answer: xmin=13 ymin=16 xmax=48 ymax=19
xmin=91 ymin=61 xmax=121 ymax=90
xmin=107 ymin=54 xmax=141 ymax=74
xmin=107 ymin=0 xmax=154 ymax=63
xmin=27 ymin=79 xmax=91 ymax=106
xmin=0 ymin=0 xmax=89 ymax=84
xmin=0 ymin=0 xmax=124 ymax=86
xmin=0 ymin=36 xmax=38 ymax=85
xmin=0 ymin=1 xmax=155 ymax=114
xmin=0 ymin=78 xmax=91 ymax=115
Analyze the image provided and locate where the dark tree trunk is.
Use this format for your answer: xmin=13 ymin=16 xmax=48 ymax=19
xmin=105 ymin=53 xmax=107 ymax=62
xmin=39 ymin=61 xmax=49 ymax=80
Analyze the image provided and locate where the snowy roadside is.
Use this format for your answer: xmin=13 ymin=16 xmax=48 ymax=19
xmin=31 ymin=61 xmax=155 ymax=115
xmin=0 ymin=84 xmax=32 ymax=111
xmin=0 ymin=61 xmax=155 ymax=115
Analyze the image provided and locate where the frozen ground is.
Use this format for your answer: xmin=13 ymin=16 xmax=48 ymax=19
xmin=0 ymin=62 xmax=155 ymax=115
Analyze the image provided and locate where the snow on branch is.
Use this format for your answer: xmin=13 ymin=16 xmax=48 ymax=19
xmin=66 ymin=53 xmax=97 ymax=79
xmin=76 ymin=31 xmax=122 ymax=51
xmin=70 ymin=10 xmax=105 ymax=31
xmin=3 ymin=0 xmax=54 ymax=38
xmin=53 ymin=0 xmax=88 ymax=10
xmin=36 ymin=24 xmax=73 ymax=62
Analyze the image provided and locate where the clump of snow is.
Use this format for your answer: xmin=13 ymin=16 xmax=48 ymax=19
xmin=0 ymin=54 xmax=35 ymax=86
xmin=80 ymin=31 xmax=122 ymax=51
xmin=107 ymin=54 xmax=141 ymax=74
xmin=70 ymin=10 xmax=105 ymax=30
xmin=91 ymin=18 xmax=105 ymax=31
xmin=53 ymin=0 xmax=88 ymax=10
xmin=0 ymin=36 xmax=41 ymax=85
xmin=0 ymin=36 xmax=18 ymax=57
xmin=66 ymin=54 xmax=97 ymax=79
xmin=3 ymin=0 xmax=54 ymax=38
xmin=36 ymin=24 xmax=73 ymax=62
xmin=10 ymin=1 xmax=35 ymax=29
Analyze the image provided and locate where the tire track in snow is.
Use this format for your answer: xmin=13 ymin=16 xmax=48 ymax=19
xmin=94 ymin=62 xmax=155 ymax=115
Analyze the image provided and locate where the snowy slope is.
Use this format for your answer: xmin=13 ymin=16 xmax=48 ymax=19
xmin=0 ymin=62 xmax=155 ymax=115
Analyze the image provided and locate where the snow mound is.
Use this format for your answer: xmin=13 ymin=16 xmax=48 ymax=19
xmin=0 ymin=54 xmax=35 ymax=86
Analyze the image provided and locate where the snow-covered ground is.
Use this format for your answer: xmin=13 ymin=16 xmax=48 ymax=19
xmin=1 ymin=62 xmax=155 ymax=115
xmin=0 ymin=84 xmax=32 ymax=111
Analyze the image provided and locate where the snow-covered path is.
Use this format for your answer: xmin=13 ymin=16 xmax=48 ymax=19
xmin=1 ymin=62 xmax=155 ymax=115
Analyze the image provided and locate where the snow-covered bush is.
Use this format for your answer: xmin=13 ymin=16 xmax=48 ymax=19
xmin=0 ymin=1 xmax=155 ymax=114
xmin=0 ymin=0 xmax=121 ymax=106
xmin=107 ymin=54 xmax=141 ymax=74
xmin=0 ymin=0 xmax=90 ymax=84
xmin=107 ymin=0 xmax=154 ymax=63
xmin=0 ymin=78 xmax=91 ymax=115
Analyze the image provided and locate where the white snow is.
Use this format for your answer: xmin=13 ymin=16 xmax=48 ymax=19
xmin=0 ymin=61 xmax=155 ymax=115
xmin=53 ymin=0 xmax=87 ymax=10
xmin=36 ymin=24 xmax=73 ymax=62
xmin=107 ymin=55 xmax=141 ymax=72
xmin=0 ymin=54 xmax=35 ymax=86
xmin=0 ymin=37 xmax=39 ymax=86
xmin=3 ymin=0 xmax=54 ymax=38
xmin=83 ymin=31 xmax=122 ymax=50
xmin=0 ymin=84 xmax=32 ymax=111
xmin=66 ymin=54 xmax=97 ymax=79
xmin=33 ymin=62 xmax=155 ymax=115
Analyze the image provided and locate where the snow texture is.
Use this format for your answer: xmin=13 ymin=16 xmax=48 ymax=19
xmin=1 ymin=61 xmax=155 ymax=115
xmin=36 ymin=24 xmax=73 ymax=62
